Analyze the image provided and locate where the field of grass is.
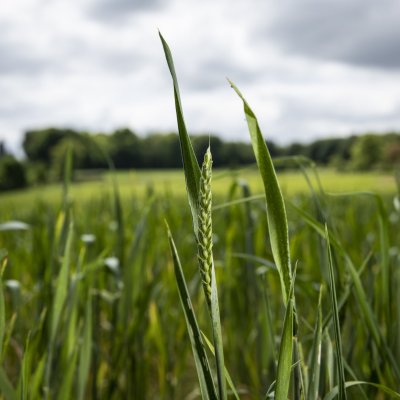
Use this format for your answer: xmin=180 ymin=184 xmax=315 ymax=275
xmin=0 ymin=167 xmax=396 ymax=210
xmin=0 ymin=158 xmax=399 ymax=399
xmin=0 ymin=34 xmax=399 ymax=400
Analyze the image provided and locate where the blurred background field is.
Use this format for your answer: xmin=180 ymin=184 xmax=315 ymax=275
xmin=0 ymin=168 xmax=396 ymax=210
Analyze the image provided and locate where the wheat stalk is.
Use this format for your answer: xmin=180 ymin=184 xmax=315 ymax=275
xmin=197 ymin=147 xmax=213 ymax=308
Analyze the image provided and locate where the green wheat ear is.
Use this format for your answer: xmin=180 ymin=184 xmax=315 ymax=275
xmin=197 ymin=147 xmax=213 ymax=308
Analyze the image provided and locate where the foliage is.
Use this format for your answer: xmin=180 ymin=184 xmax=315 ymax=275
xmin=0 ymin=156 xmax=27 ymax=191
xmin=351 ymin=134 xmax=384 ymax=170
xmin=16 ymin=127 xmax=400 ymax=175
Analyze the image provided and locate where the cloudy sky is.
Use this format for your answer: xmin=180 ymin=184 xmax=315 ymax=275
xmin=1 ymin=0 xmax=400 ymax=153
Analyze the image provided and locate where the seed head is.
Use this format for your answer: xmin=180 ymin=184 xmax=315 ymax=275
xmin=197 ymin=147 xmax=213 ymax=307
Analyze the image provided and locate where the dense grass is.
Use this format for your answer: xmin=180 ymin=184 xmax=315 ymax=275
xmin=0 ymin=165 xmax=399 ymax=399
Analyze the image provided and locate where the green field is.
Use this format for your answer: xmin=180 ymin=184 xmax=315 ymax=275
xmin=0 ymin=168 xmax=396 ymax=210
xmin=0 ymin=162 xmax=399 ymax=399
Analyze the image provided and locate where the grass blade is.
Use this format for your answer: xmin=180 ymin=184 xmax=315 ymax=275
xmin=210 ymin=263 xmax=227 ymax=400
xmin=56 ymin=347 xmax=79 ymax=400
xmin=0 ymin=251 xmax=6 ymax=361
xmin=323 ymin=381 xmax=400 ymax=400
xmin=0 ymin=368 xmax=16 ymax=400
xmin=50 ymin=221 xmax=74 ymax=343
xmin=275 ymin=279 xmax=294 ymax=400
xmin=78 ymin=297 xmax=92 ymax=400
xmin=375 ymin=196 xmax=390 ymax=331
xmin=159 ymin=32 xmax=201 ymax=239
xmin=166 ymin=222 xmax=218 ymax=400
xmin=45 ymin=221 xmax=74 ymax=396
xmin=18 ymin=333 xmax=31 ymax=400
xmin=201 ymin=332 xmax=240 ymax=400
xmin=308 ymin=287 xmax=323 ymax=400
xmin=62 ymin=144 xmax=73 ymax=208
xmin=325 ymin=225 xmax=347 ymax=400
xmin=229 ymin=80 xmax=291 ymax=304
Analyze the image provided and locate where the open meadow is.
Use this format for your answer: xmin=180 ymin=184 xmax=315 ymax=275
xmin=0 ymin=167 xmax=396 ymax=210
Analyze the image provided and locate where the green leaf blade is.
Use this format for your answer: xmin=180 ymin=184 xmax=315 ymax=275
xmin=159 ymin=32 xmax=201 ymax=239
xmin=229 ymin=80 xmax=291 ymax=304
xmin=275 ymin=289 xmax=294 ymax=400
xmin=308 ymin=287 xmax=323 ymax=400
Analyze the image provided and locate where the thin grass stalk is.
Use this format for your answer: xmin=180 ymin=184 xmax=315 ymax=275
xmin=323 ymin=381 xmax=400 ymax=400
xmin=307 ymin=287 xmax=323 ymax=400
xmin=275 ymin=278 xmax=295 ymax=400
xmin=325 ymin=225 xmax=347 ymax=400
xmin=166 ymin=223 xmax=218 ymax=400
xmin=44 ymin=221 xmax=74 ymax=398
xmin=0 ymin=252 xmax=6 ymax=362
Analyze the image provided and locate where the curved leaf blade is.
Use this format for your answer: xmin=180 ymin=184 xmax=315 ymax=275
xmin=229 ymin=80 xmax=291 ymax=304
xmin=159 ymin=32 xmax=201 ymax=239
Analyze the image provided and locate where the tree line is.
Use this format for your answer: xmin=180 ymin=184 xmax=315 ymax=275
xmin=1 ymin=127 xmax=400 ymax=191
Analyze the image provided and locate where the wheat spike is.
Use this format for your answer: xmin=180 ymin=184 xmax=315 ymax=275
xmin=197 ymin=147 xmax=213 ymax=307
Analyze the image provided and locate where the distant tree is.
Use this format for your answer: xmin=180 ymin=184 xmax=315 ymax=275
xmin=26 ymin=162 xmax=48 ymax=185
xmin=305 ymin=138 xmax=344 ymax=165
xmin=192 ymin=135 xmax=224 ymax=167
xmin=221 ymin=142 xmax=254 ymax=166
xmin=109 ymin=128 xmax=141 ymax=169
xmin=381 ymin=135 xmax=400 ymax=169
xmin=23 ymin=128 xmax=76 ymax=164
xmin=0 ymin=156 xmax=27 ymax=191
xmin=87 ymin=133 xmax=111 ymax=168
xmin=0 ymin=141 xmax=7 ymax=158
xmin=16 ymin=126 xmax=400 ymax=173
xmin=351 ymin=134 xmax=383 ymax=170
xmin=141 ymin=133 xmax=180 ymax=168
xmin=336 ymin=136 xmax=357 ymax=161
xmin=383 ymin=142 xmax=400 ymax=167
xmin=50 ymin=136 xmax=89 ymax=178
xmin=266 ymin=141 xmax=283 ymax=158
xmin=286 ymin=142 xmax=307 ymax=157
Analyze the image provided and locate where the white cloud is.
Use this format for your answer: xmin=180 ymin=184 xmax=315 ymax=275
xmin=1 ymin=0 xmax=400 ymax=155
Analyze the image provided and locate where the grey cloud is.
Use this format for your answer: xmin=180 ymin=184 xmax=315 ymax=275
xmin=280 ymin=96 xmax=400 ymax=125
xmin=0 ymin=33 xmax=149 ymax=80
xmin=87 ymin=0 xmax=165 ymax=21
xmin=0 ymin=38 xmax=53 ymax=76
xmin=267 ymin=96 xmax=400 ymax=144
xmin=182 ymin=60 xmax=238 ymax=91
xmin=266 ymin=0 xmax=400 ymax=70
xmin=181 ymin=56 xmax=259 ymax=92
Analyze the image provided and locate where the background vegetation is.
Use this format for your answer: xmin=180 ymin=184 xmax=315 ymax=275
xmin=1 ymin=128 xmax=400 ymax=192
